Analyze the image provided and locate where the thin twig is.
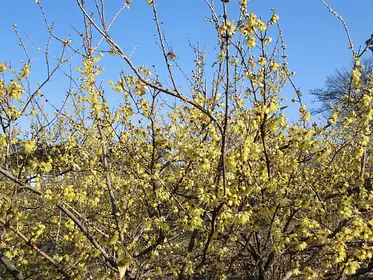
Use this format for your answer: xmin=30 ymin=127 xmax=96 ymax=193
xmin=320 ymin=0 xmax=355 ymax=54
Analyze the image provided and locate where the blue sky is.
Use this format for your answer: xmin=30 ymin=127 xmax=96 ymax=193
xmin=1 ymin=0 xmax=373 ymax=118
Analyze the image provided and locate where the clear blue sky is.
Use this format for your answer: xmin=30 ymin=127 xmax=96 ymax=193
xmin=1 ymin=0 xmax=373 ymax=116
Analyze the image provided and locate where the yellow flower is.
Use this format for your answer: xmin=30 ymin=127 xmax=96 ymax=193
xmin=257 ymin=56 xmax=266 ymax=65
xmin=351 ymin=69 xmax=362 ymax=89
xmin=270 ymin=61 xmax=280 ymax=71
xmin=226 ymin=21 xmax=236 ymax=36
xmin=0 ymin=134 xmax=6 ymax=147
xmin=345 ymin=261 xmax=359 ymax=275
xmin=256 ymin=19 xmax=267 ymax=31
xmin=20 ymin=64 xmax=30 ymax=78
xmin=239 ymin=25 xmax=252 ymax=36
xmin=0 ymin=63 xmax=6 ymax=73
xmin=200 ymin=158 xmax=210 ymax=171
xmin=246 ymin=13 xmax=257 ymax=27
xmin=270 ymin=14 xmax=279 ymax=24
xmin=218 ymin=51 xmax=225 ymax=61
xmin=245 ymin=36 xmax=256 ymax=48
xmin=264 ymin=37 xmax=273 ymax=45
xmin=9 ymin=81 xmax=24 ymax=99
xmin=219 ymin=24 xmax=228 ymax=36
xmin=296 ymin=242 xmax=307 ymax=251
xmin=226 ymin=155 xmax=236 ymax=170
xmin=23 ymin=140 xmax=37 ymax=154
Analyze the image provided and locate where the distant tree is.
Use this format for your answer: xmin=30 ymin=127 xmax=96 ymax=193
xmin=310 ymin=57 xmax=373 ymax=116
